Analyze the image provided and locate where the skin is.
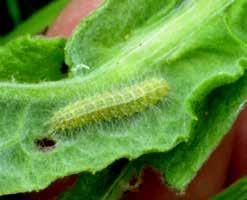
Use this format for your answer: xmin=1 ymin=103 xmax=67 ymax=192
xmin=28 ymin=0 xmax=247 ymax=199
xmin=227 ymin=108 xmax=247 ymax=185
xmin=46 ymin=0 xmax=103 ymax=37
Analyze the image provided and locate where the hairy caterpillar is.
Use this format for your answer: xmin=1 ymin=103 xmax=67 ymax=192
xmin=49 ymin=78 xmax=168 ymax=133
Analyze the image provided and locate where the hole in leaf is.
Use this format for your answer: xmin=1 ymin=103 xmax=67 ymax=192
xmin=60 ymin=62 xmax=69 ymax=74
xmin=35 ymin=138 xmax=56 ymax=152
xmin=120 ymin=166 xmax=166 ymax=200
xmin=129 ymin=174 xmax=139 ymax=187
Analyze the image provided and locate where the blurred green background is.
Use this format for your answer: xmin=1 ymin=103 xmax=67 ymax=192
xmin=0 ymin=0 xmax=53 ymax=36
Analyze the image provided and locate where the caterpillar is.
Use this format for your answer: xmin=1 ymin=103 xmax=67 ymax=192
xmin=49 ymin=78 xmax=168 ymax=133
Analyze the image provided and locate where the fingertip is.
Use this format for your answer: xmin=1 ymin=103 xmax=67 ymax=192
xmin=46 ymin=0 xmax=103 ymax=37
xmin=227 ymin=107 xmax=247 ymax=184
xmin=184 ymin=130 xmax=235 ymax=199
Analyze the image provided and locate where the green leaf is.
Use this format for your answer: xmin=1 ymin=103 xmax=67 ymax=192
xmin=59 ymin=160 xmax=130 ymax=200
xmin=59 ymin=71 xmax=247 ymax=199
xmin=0 ymin=35 xmax=66 ymax=82
xmin=146 ymin=71 xmax=247 ymax=190
xmin=0 ymin=0 xmax=69 ymax=44
xmin=1 ymin=0 xmax=247 ymax=196
xmin=65 ymin=0 xmax=180 ymax=73
xmin=60 ymin=0 xmax=247 ymax=198
xmin=225 ymin=0 xmax=247 ymax=44
xmin=6 ymin=0 xmax=22 ymax=26
xmin=212 ymin=177 xmax=247 ymax=200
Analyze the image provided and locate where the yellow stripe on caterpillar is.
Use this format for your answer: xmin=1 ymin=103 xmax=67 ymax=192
xmin=50 ymin=78 xmax=168 ymax=132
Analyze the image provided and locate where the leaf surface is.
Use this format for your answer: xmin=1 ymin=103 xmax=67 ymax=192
xmin=212 ymin=177 xmax=247 ymax=200
xmin=1 ymin=0 xmax=247 ymax=195
xmin=59 ymin=71 xmax=247 ymax=199
xmin=0 ymin=35 xmax=65 ymax=82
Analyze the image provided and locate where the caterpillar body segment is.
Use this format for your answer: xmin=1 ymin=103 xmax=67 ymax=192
xmin=50 ymin=78 xmax=169 ymax=132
